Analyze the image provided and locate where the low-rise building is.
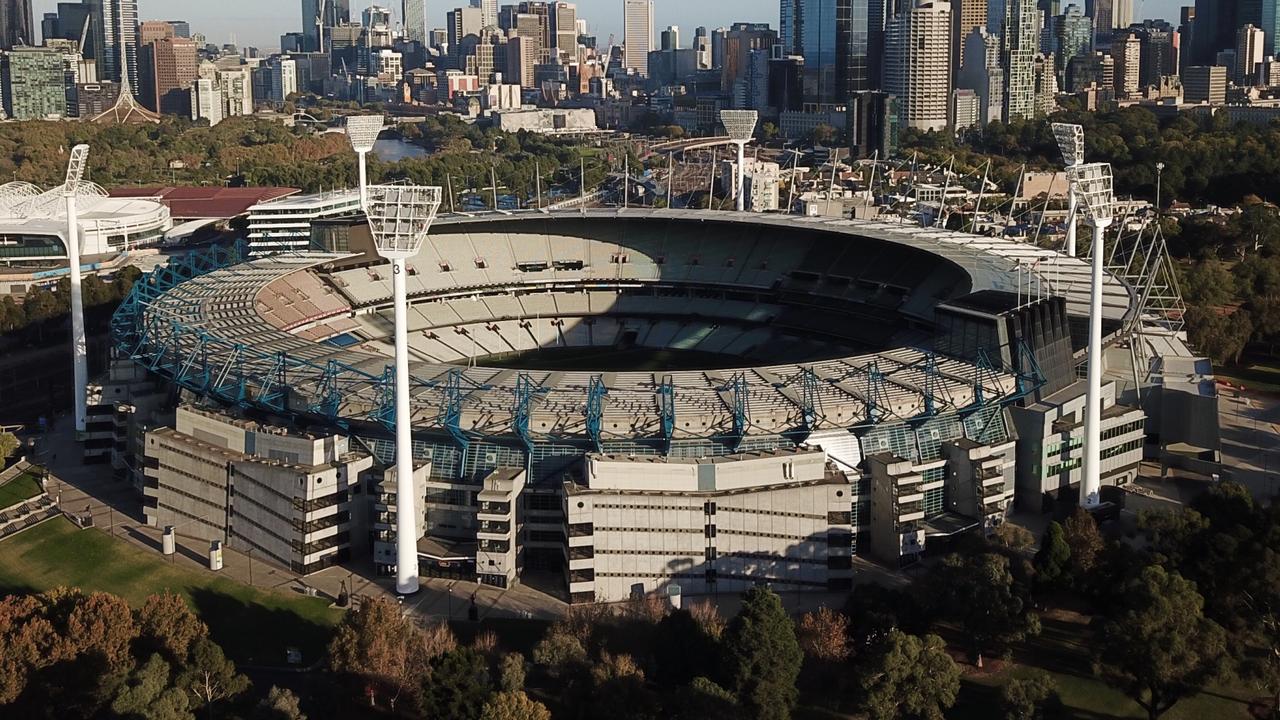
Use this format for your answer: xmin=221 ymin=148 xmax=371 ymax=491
xmin=563 ymin=449 xmax=854 ymax=603
xmin=246 ymin=189 xmax=362 ymax=256
xmin=143 ymin=405 xmax=375 ymax=574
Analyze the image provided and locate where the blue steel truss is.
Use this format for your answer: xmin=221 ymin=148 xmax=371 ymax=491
xmin=865 ymin=361 xmax=891 ymax=423
xmin=721 ymin=372 xmax=750 ymax=451
xmin=111 ymin=243 xmax=1034 ymax=463
xmin=1014 ymin=340 xmax=1046 ymax=398
xmin=919 ymin=352 xmax=953 ymax=418
xmin=967 ymin=349 xmax=1005 ymax=411
xmin=513 ymin=373 xmax=546 ymax=453
xmin=585 ymin=375 xmax=607 ymax=453
xmin=657 ymin=374 xmax=675 ymax=452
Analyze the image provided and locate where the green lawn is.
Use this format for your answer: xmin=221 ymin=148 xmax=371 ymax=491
xmin=1218 ymin=360 xmax=1280 ymax=395
xmin=0 ymin=468 xmax=44 ymax=509
xmin=0 ymin=517 xmax=343 ymax=666
xmin=948 ymin=611 xmax=1256 ymax=720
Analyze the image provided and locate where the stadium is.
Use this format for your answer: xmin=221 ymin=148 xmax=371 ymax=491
xmin=113 ymin=209 xmax=1191 ymax=602
xmin=0 ymin=180 xmax=171 ymax=264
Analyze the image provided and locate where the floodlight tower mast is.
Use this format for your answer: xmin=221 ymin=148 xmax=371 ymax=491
xmin=64 ymin=144 xmax=90 ymax=433
xmin=719 ymin=110 xmax=758 ymax=212
xmin=1052 ymin=123 xmax=1085 ymax=257
xmin=1068 ymin=162 xmax=1116 ymax=509
xmin=346 ymin=116 xmax=384 ymax=210
xmin=365 ymin=184 xmax=443 ymax=595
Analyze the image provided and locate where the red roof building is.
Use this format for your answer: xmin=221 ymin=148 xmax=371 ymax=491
xmin=108 ymin=186 xmax=301 ymax=220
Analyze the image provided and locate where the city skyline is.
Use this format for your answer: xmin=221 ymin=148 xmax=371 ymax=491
xmin=31 ymin=0 xmax=1189 ymax=50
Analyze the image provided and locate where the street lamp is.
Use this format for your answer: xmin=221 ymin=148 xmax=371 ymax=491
xmin=346 ymin=115 xmax=384 ymax=210
xmin=1155 ymin=161 xmax=1165 ymax=211
xmin=63 ymin=145 xmax=90 ymax=433
xmin=719 ymin=110 xmax=758 ymax=213
xmin=1052 ymin=123 xmax=1085 ymax=257
xmin=365 ymin=184 xmax=443 ymax=595
xmin=1067 ymin=161 xmax=1116 ymax=510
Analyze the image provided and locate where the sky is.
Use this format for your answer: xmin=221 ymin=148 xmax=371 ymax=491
xmin=32 ymin=0 xmax=1190 ymax=51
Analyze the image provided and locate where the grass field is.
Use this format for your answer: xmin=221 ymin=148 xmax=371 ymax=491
xmin=0 ymin=517 xmax=342 ymax=665
xmin=1218 ymin=361 xmax=1280 ymax=395
xmin=0 ymin=468 xmax=43 ymax=509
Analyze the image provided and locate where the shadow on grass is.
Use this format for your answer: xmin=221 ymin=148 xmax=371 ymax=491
xmin=189 ymin=587 xmax=333 ymax=668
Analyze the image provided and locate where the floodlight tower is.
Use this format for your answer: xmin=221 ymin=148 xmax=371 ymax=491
xmin=719 ymin=110 xmax=758 ymax=212
xmin=346 ymin=115 xmax=384 ymax=210
xmin=1052 ymin=123 xmax=1085 ymax=257
xmin=365 ymin=184 xmax=443 ymax=595
xmin=64 ymin=144 xmax=90 ymax=433
xmin=1067 ymin=162 xmax=1116 ymax=509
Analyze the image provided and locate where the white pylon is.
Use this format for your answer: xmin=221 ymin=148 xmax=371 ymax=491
xmin=719 ymin=110 xmax=758 ymax=212
xmin=1068 ymin=161 xmax=1116 ymax=509
xmin=346 ymin=115 xmax=384 ymax=211
xmin=64 ymin=145 xmax=90 ymax=434
xmin=365 ymin=184 xmax=443 ymax=596
xmin=1052 ymin=123 xmax=1085 ymax=258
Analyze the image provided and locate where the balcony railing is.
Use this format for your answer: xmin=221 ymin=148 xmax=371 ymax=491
xmin=479 ymin=539 xmax=510 ymax=553
xmin=479 ymin=501 xmax=511 ymax=516
xmin=479 ymin=520 xmax=511 ymax=535
xmin=568 ymin=522 xmax=593 ymax=538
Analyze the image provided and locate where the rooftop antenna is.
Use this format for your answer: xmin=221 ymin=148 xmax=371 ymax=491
xmin=1052 ymin=122 xmax=1085 ymax=257
xmin=345 ymin=115 xmax=384 ymax=210
xmin=719 ymin=110 xmax=758 ymax=212
xmin=1068 ymin=161 xmax=1116 ymax=510
xmin=64 ymin=144 xmax=90 ymax=434
xmin=365 ymin=183 xmax=443 ymax=596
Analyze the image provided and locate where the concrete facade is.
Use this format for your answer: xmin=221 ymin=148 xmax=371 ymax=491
xmin=143 ymin=405 xmax=374 ymax=574
xmin=563 ymin=449 xmax=854 ymax=603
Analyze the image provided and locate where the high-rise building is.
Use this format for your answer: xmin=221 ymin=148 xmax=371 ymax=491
xmin=269 ymin=56 xmax=297 ymax=102
xmin=552 ymin=3 xmax=577 ymax=57
xmin=3 ymin=46 xmax=66 ymax=119
xmin=1111 ymin=0 xmax=1132 ymax=28
xmin=953 ymin=0 xmax=988 ymax=74
xmin=1087 ymin=0 xmax=1112 ymax=44
xmin=721 ymin=23 xmax=777 ymax=99
xmin=1237 ymin=23 xmax=1265 ymax=84
xmin=623 ymin=0 xmax=654 ymax=76
xmin=1183 ymin=64 xmax=1226 ymax=103
xmin=884 ymin=0 xmax=952 ymax=132
xmin=1055 ymin=4 xmax=1093 ymax=80
xmin=781 ymin=0 xmax=881 ymax=105
xmin=138 ymin=19 xmax=173 ymax=45
xmin=0 ymin=0 xmax=32 ymax=49
xmin=957 ymin=26 xmax=1003 ymax=124
xmin=48 ymin=2 xmax=105 ymax=71
xmin=100 ymin=0 xmax=140 ymax=90
xmin=403 ymin=0 xmax=427 ymax=45
xmin=1112 ymin=31 xmax=1139 ymax=97
xmin=1261 ymin=1 xmax=1280 ymax=57
xmin=1066 ymin=50 xmax=1114 ymax=92
xmin=473 ymin=0 xmax=499 ymax=28
xmin=217 ymin=66 xmax=253 ymax=115
xmin=1003 ymin=0 xmax=1038 ymax=121
xmin=1133 ymin=20 xmax=1178 ymax=87
xmin=167 ymin=20 xmax=189 ymax=37
xmin=139 ymin=35 xmax=197 ymax=115
xmin=660 ymin=25 xmax=679 ymax=51
xmin=190 ymin=77 xmax=223 ymax=126
xmin=301 ymin=0 xmax=350 ymax=51
xmin=447 ymin=7 xmax=483 ymax=48
xmin=1191 ymin=0 xmax=1236 ymax=65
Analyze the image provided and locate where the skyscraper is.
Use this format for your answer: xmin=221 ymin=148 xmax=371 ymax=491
xmin=780 ymin=0 xmax=880 ymax=106
xmin=1088 ymin=0 xmax=1113 ymax=44
xmin=1003 ymin=0 xmax=1038 ymax=121
xmin=403 ymin=0 xmax=427 ymax=45
xmin=953 ymin=0 xmax=987 ymax=75
xmin=100 ymin=0 xmax=139 ymax=90
xmin=1237 ymin=23 xmax=1264 ymax=84
xmin=623 ymin=0 xmax=654 ymax=76
xmin=139 ymin=35 xmax=197 ymax=115
xmin=1111 ymin=0 xmax=1132 ymax=29
xmin=552 ymin=2 xmax=578 ymax=57
xmin=883 ymin=0 xmax=952 ymax=132
xmin=473 ymin=0 xmax=499 ymax=28
xmin=302 ymin=0 xmax=352 ymax=51
xmin=1191 ymin=0 xmax=1236 ymax=65
xmin=1262 ymin=0 xmax=1280 ymax=56
xmin=0 ymin=0 xmax=32 ymax=49
xmin=1055 ymin=4 xmax=1093 ymax=79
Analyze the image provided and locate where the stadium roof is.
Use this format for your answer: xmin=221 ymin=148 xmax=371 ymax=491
xmin=109 ymin=186 xmax=300 ymax=220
